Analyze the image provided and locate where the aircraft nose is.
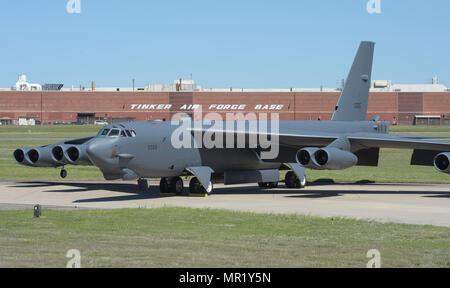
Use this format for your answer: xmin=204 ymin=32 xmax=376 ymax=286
xmin=86 ymin=139 xmax=115 ymax=166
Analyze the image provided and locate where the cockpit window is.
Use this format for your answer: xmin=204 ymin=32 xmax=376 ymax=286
xmin=108 ymin=129 xmax=120 ymax=137
xmin=101 ymin=129 xmax=110 ymax=136
xmin=120 ymin=130 xmax=127 ymax=137
xmin=125 ymin=130 xmax=132 ymax=137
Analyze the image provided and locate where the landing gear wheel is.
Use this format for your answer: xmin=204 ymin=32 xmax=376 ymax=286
xmin=285 ymin=171 xmax=306 ymax=189
xmin=137 ymin=179 xmax=148 ymax=192
xmin=159 ymin=178 xmax=170 ymax=194
xmin=170 ymin=177 xmax=184 ymax=195
xmin=189 ymin=177 xmax=213 ymax=195
xmin=60 ymin=169 xmax=67 ymax=179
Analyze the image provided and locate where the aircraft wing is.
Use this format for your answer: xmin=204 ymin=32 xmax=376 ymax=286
xmin=189 ymin=127 xmax=339 ymax=148
xmin=189 ymin=127 xmax=450 ymax=151
xmin=63 ymin=136 xmax=95 ymax=145
xmin=391 ymin=134 xmax=450 ymax=140
xmin=348 ymin=133 xmax=450 ymax=151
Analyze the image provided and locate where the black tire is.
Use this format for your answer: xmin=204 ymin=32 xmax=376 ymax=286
xmin=190 ymin=177 xmax=213 ymax=195
xmin=189 ymin=177 xmax=201 ymax=194
xmin=285 ymin=172 xmax=307 ymax=189
xmin=159 ymin=178 xmax=170 ymax=193
xmin=60 ymin=169 xmax=67 ymax=179
xmin=284 ymin=171 xmax=295 ymax=188
xmin=200 ymin=181 xmax=213 ymax=195
xmin=171 ymin=177 xmax=184 ymax=195
xmin=138 ymin=179 xmax=148 ymax=191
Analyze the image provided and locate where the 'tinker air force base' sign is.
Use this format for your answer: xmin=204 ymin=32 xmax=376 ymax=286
xmin=130 ymin=104 xmax=285 ymax=111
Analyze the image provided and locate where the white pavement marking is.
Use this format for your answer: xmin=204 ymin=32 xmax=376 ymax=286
xmin=0 ymin=181 xmax=449 ymax=227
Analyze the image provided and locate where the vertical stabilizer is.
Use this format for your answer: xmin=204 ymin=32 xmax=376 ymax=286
xmin=331 ymin=41 xmax=375 ymax=121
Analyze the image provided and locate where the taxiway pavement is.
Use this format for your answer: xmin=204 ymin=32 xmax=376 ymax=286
xmin=0 ymin=181 xmax=449 ymax=227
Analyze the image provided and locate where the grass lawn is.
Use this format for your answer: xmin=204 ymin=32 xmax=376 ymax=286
xmin=0 ymin=124 xmax=100 ymax=139
xmin=0 ymin=207 xmax=448 ymax=268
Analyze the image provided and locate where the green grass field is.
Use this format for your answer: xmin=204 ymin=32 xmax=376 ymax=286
xmin=0 ymin=207 xmax=448 ymax=268
xmin=0 ymin=124 xmax=100 ymax=139
xmin=1 ymin=124 xmax=450 ymax=183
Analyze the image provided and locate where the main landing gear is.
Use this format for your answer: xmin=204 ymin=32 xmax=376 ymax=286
xmin=160 ymin=177 xmax=185 ymax=195
xmin=159 ymin=177 xmax=213 ymax=196
xmin=189 ymin=177 xmax=213 ymax=196
xmin=284 ymin=171 xmax=306 ymax=189
xmin=138 ymin=178 xmax=148 ymax=191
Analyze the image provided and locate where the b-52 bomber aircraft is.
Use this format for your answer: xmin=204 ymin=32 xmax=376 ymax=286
xmin=13 ymin=42 xmax=450 ymax=195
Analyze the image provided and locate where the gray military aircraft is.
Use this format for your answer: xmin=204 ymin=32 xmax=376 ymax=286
xmin=13 ymin=41 xmax=450 ymax=195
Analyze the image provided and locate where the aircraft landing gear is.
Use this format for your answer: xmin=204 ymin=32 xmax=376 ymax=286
xmin=60 ymin=168 xmax=67 ymax=179
xmin=189 ymin=177 xmax=213 ymax=195
xmin=137 ymin=178 xmax=148 ymax=192
xmin=284 ymin=171 xmax=306 ymax=189
xmin=160 ymin=177 xmax=184 ymax=195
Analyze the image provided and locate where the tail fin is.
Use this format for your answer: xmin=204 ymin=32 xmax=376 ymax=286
xmin=331 ymin=41 xmax=375 ymax=121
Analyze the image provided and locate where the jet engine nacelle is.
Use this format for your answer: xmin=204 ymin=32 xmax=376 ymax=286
xmin=25 ymin=146 xmax=62 ymax=167
xmin=64 ymin=145 xmax=92 ymax=166
xmin=313 ymin=147 xmax=358 ymax=170
xmin=13 ymin=148 xmax=35 ymax=166
xmin=433 ymin=152 xmax=450 ymax=174
xmin=51 ymin=145 xmax=71 ymax=164
xmin=296 ymin=147 xmax=358 ymax=170
xmin=52 ymin=144 xmax=92 ymax=166
xmin=296 ymin=147 xmax=322 ymax=169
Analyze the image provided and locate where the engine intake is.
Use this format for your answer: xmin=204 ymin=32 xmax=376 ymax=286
xmin=67 ymin=146 xmax=80 ymax=162
xmin=52 ymin=146 xmax=65 ymax=162
xmin=296 ymin=148 xmax=321 ymax=169
xmin=27 ymin=149 xmax=39 ymax=163
xmin=13 ymin=149 xmax=25 ymax=164
xmin=434 ymin=152 xmax=450 ymax=174
xmin=64 ymin=145 xmax=93 ymax=166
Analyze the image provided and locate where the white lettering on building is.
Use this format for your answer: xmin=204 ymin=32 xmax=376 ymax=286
xmin=208 ymin=104 xmax=246 ymax=110
xmin=131 ymin=104 xmax=172 ymax=110
xmin=255 ymin=104 xmax=284 ymax=110
xmin=130 ymin=104 xmax=284 ymax=111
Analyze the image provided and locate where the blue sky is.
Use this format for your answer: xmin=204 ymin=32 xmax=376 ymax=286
xmin=0 ymin=0 xmax=449 ymax=88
